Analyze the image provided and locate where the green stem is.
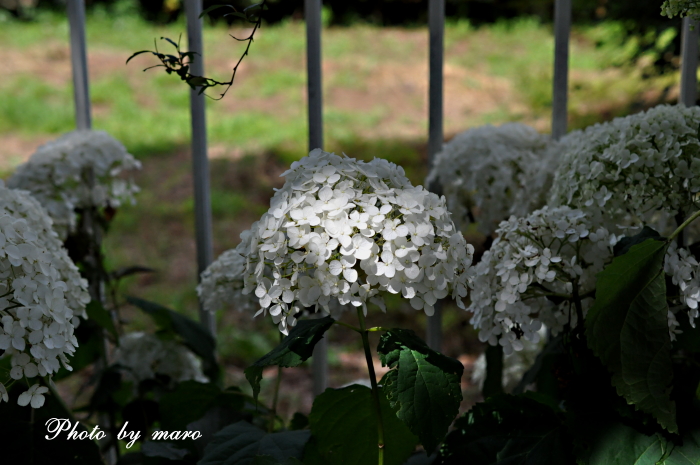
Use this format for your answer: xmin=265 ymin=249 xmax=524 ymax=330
xmin=357 ymin=307 xmax=385 ymax=465
xmin=367 ymin=326 xmax=390 ymax=332
xmin=334 ymin=320 xmax=362 ymax=333
xmin=269 ymin=364 xmax=282 ymax=433
xmin=669 ymin=209 xmax=700 ymax=243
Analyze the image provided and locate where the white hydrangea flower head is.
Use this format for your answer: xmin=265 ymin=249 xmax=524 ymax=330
xmin=113 ymin=332 xmax=208 ymax=387
xmin=468 ymin=206 xmax=618 ymax=355
xmin=237 ymin=149 xmax=475 ymax=334
xmin=470 ymin=325 xmax=547 ymax=392
xmin=664 ymin=242 xmax=700 ymax=333
xmin=7 ymin=130 xmax=141 ymax=239
xmin=197 ymin=248 xmax=258 ymax=313
xmin=426 ymin=123 xmax=558 ymax=235
xmin=0 ymin=182 xmax=89 ymax=407
xmin=661 ymin=0 xmax=700 ymax=20
xmin=550 ymin=104 xmax=700 ymax=233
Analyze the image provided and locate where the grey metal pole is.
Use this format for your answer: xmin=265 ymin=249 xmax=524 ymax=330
xmin=427 ymin=0 xmax=445 ymax=352
xmin=306 ymin=0 xmax=327 ymax=396
xmin=185 ymin=0 xmax=216 ymax=336
xmin=681 ymin=17 xmax=699 ymax=107
xmin=67 ymin=0 xmax=91 ymax=130
xmin=552 ymin=0 xmax=571 ymax=140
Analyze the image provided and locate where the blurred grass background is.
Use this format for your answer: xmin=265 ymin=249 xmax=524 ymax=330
xmin=0 ymin=5 xmax=686 ymax=414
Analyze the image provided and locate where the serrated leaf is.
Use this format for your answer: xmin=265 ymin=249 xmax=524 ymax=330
xmin=126 ymin=296 xmax=218 ymax=379
xmin=588 ymin=423 xmax=668 ymax=465
xmin=85 ymin=300 xmax=118 ymax=342
xmin=664 ymin=429 xmax=700 ymax=464
xmin=306 ymin=384 xmax=418 ymax=465
xmin=585 ymin=238 xmax=677 ymax=433
xmin=436 ymin=393 xmax=570 ymax=465
xmin=244 ymin=316 xmax=333 ymax=402
xmin=613 ymin=226 xmax=663 ymax=257
xmin=199 ymin=421 xmax=310 ymax=465
xmin=377 ymin=329 xmax=463 ymax=453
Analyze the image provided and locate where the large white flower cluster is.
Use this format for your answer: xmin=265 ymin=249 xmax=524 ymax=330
xmin=113 ymin=332 xmax=208 ymax=387
xmin=468 ymin=206 xmax=617 ymax=354
xmin=661 ymin=0 xmax=700 ymax=20
xmin=426 ymin=123 xmax=558 ymax=235
xmin=197 ymin=249 xmax=257 ymax=314
xmin=549 ymin=105 xmax=700 ymax=230
xmin=236 ymin=149 xmax=474 ymax=334
xmin=0 ymin=182 xmax=89 ymax=408
xmin=7 ymin=130 xmax=141 ymax=239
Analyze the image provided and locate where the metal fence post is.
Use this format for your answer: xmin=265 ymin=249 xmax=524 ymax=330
xmin=67 ymin=0 xmax=91 ymax=130
xmin=305 ymin=0 xmax=328 ymax=396
xmin=681 ymin=17 xmax=699 ymax=107
xmin=185 ymin=0 xmax=216 ymax=336
xmin=427 ymin=0 xmax=445 ymax=352
xmin=552 ymin=0 xmax=571 ymax=140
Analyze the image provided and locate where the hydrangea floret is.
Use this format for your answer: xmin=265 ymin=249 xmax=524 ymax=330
xmin=426 ymin=123 xmax=558 ymax=235
xmin=0 ymin=182 xmax=89 ymax=408
xmin=197 ymin=248 xmax=257 ymax=314
xmin=467 ymin=206 xmax=618 ymax=354
xmin=664 ymin=242 xmax=700 ymax=330
xmin=7 ymin=130 xmax=141 ymax=239
xmin=549 ymin=104 xmax=700 ymax=233
xmin=236 ymin=149 xmax=474 ymax=334
xmin=113 ymin=332 xmax=208 ymax=387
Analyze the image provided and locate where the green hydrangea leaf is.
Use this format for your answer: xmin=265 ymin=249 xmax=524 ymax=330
xmin=588 ymin=423 xmax=669 ymax=465
xmin=377 ymin=328 xmax=464 ymax=452
xmin=436 ymin=393 xmax=571 ymax=465
xmin=244 ymin=316 xmax=334 ymax=402
xmin=585 ymin=238 xmax=677 ymax=433
xmin=199 ymin=421 xmax=310 ymax=465
xmin=305 ymin=384 xmax=418 ymax=465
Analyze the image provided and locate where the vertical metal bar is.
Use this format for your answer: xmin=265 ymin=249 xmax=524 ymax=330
xmin=427 ymin=0 xmax=445 ymax=352
xmin=681 ymin=17 xmax=699 ymax=107
xmin=306 ymin=0 xmax=327 ymax=396
xmin=552 ymin=0 xmax=571 ymax=140
xmin=306 ymin=0 xmax=324 ymax=152
xmin=67 ymin=0 xmax=91 ymax=130
xmin=185 ymin=0 xmax=216 ymax=336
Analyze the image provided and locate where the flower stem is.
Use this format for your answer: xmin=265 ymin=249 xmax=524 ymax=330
xmin=334 ymin=320 xmax=362 ymax=333
xmin=357 ymin=307 xmax=385 ymax=465
xmin=669 ymin=209 xmax=700 ymax=243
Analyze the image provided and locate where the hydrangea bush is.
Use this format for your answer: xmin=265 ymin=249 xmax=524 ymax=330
xmin=0 ymin=182 xmax=89 ymax=408
xmin=468 ymin=206 xmax=618 ymax=353
xmin=235 ymin=149 xmax=474 ymax=334
xmin=550 ymin=105 xmax=700 ymax=233
xmin=113 ymin=332 xmax=208 ymax=387
xmin=426 ymin=123 xmax=558 ymax=235
xmin=7 ymin=130 xmax=141 ymax=239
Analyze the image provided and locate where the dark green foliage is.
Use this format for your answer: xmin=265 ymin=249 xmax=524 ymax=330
xmin=586 ymin=238 xmax=677 ymax=433
xmin=304 ymin=385 xmax=418 ymax=465
xmin=377 ymin=328 xmax=464 ymax=452
xmin=199 ymin=421 xmax=310 ymax=465
xmin=127 ymin=296 xmax=219 ymax=380
xmin=436 ymin=393 xmax=571 ymax=465
xmin=244 ymin=316 xmax=334 ymax=402
xmin=0 ymin=381 xmax=102 ymax=464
